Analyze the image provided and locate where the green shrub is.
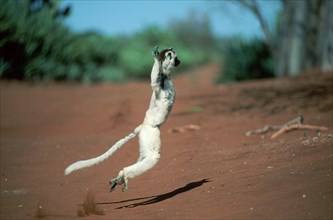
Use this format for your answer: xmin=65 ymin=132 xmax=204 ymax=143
xmin=97 ymin=66 xmax=126 ymax=82
xmin=0 ymin=1 xmax=215 ymax=83
xmin=217 ymin=38 xmax=274 ymax=83
xmin=119 ymin=41 xmax=152 ymax=79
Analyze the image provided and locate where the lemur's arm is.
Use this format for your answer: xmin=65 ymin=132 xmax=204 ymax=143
xmin=151 ymin=46 xmax=163 ymax=92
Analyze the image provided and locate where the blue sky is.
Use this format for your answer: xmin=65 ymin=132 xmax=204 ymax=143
xmin=61 ymin=0 xmax=281 ymax=38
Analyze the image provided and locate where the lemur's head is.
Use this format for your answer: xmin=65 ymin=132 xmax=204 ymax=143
xmin=160 ymin=48 xmax=180 ymax=75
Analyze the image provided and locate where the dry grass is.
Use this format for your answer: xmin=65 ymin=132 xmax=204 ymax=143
xmin=35 ymin=201 xmax=47 ymax=218
xmin=77 ymin=190 xmax=105 ymax=217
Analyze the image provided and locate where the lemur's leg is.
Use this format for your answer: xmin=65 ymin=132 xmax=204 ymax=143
xmin=109 ymin=126 xmax=161 ymax=192
xmin=122 ymin=126 xmax=161 ymax=177
xmin=109 ymin=153 xmax=160 ymax=192
xmin=122 ymin=153 xmax=160 ymax=178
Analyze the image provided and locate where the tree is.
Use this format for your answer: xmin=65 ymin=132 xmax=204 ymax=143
xmin=234 ymin=0 xmax=332 ymax=76
xmin=26 ymin=0 xmax=71 ymax=18
xmin=168 ymin=9 xmax=216 ymax=51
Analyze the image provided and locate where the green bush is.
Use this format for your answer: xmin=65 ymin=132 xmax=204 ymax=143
xmin=0 ymin=1 xmax=215 ymax=83
xmin=217 ymin=38 xmax=274 ymax=83
xmin=97 ymin=66 xmax=126 ymax=82
xmin=119 ymin=40 xmax=152 ymax=78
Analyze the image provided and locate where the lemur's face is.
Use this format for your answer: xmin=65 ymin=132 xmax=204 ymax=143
xmin=160 ymin=48 xmax=180 ymax=73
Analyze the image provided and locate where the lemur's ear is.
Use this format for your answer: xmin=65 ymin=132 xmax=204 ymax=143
xmin=167 ymin=52 xmax=172 ymax=60
xmin=160 ymin=48 xmax=174 ymax=60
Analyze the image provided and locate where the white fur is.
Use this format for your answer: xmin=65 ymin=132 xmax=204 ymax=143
xmin=64 ymin=47 xmax=180 ymax=192
xmin=64 ymin=125 xmax=142 ymax=175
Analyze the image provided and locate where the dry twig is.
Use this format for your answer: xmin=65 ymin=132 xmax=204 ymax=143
xmin=168 ymin=124 xmax=201 ymax=133
xmin=245 ymin=115 xmax=328 ymax=139
xmin=77 ymin=190 xmax=104 ymax=217
xmin=271 ymin=124 xmax=328 ymax=139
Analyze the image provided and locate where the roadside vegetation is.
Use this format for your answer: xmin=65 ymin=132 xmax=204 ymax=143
xmin=3 ymin=0 xmax=329 ymax=84
xmin=0 ymin=1 xmax=215 ymax=83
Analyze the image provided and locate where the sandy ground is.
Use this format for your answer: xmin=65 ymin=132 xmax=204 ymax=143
xmin=1 ymin=63 xmax=332 ymax=219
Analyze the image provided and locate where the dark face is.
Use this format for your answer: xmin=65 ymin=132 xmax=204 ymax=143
xmin=174 ymin=57 xmax=180 ymax=67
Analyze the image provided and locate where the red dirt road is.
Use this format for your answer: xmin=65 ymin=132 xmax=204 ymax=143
xmin=1 ymin=63 xmax=332 ymax=219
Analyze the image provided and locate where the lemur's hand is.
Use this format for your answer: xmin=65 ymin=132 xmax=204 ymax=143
xmin=152 ymin=46 xmax=160 ymax=61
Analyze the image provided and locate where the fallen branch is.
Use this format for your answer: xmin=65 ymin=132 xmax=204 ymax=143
xmin=168 ymin=124 xmax=201 ymax=133
xmin=245 ymin=115 xmax=303 ymax=136
xmin=245 ymin=115 xmax=329 ymax=139
xmin=271 ymin=124 xmax=329 ymax=139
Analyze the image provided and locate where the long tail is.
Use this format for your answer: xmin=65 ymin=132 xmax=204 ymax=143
xmin=64 ymin=125 xmax=142 ymax=175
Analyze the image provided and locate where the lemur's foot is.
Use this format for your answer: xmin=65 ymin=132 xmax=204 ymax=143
xmin=122 ymin=183 xmax=128 ymax=192
xmin=109 ymin=176 xmax=123 ymax=192
xmin=152 ymin=46 xmax=160 ymax=60
xmin=109 ymin=175 xmax=128 ymax=192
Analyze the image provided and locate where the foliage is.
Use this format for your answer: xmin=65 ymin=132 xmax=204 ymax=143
xmin=168 ymin=9 xmax=216 ymax=70
xmin=0 ymin=1 xmax=277 ymax=84
xmin=169 ymin=9 xmax=216 ymax=51
xmin=216 ymin=37 xmax=275 ymax=83
xmin=0 ymin=1 xmax=214 ymax=83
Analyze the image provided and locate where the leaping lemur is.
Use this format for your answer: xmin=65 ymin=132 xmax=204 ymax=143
xmin=64 ymin=46 xmax=180 ymax=192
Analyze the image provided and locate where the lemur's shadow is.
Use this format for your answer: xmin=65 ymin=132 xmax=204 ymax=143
xmin=98 ymin=178 xmax=210 ymax=209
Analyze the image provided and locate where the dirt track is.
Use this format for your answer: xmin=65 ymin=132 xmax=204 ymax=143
xmin=1 ymin=63 xmax=332 ymax=219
